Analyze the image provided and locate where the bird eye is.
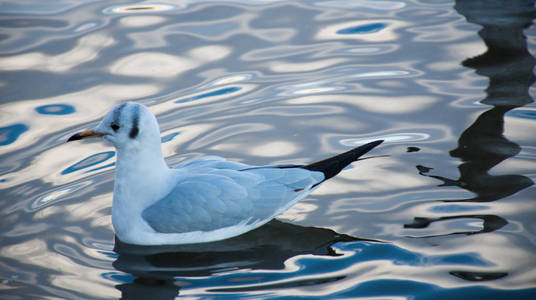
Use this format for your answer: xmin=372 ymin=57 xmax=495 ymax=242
xmin=111 ymin=123 xmax=120 ymax=132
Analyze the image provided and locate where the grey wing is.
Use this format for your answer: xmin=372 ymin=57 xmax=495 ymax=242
xmin=142 ymin=173 xmax=256 ymax=233
xmin=177 ymin=156 xmax=250 ymax=170
xmin=142 ymin=161 xmax=324 ymax=234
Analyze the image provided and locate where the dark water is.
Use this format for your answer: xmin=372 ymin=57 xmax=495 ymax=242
xmin=1 ymin=0 xmax=535 ymax=299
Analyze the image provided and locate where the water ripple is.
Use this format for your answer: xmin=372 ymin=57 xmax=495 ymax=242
xmin=317 ymin=20 xmax=408 ymax=42
xmin=315 ymin=0 xmax=406 ymax=11
xmin=102 ymin=4 xmax=177 ymax=15
xmin=1 ymin=0 xmax=535 ymax=298
xmin=506 ymin=108 xmax=536 ymax=120
xmin=336 ymin=22 xmax=388 ymax=35
xmin=30 ymin=179 xmax=94 ymax=211
xmin=0 ymin=124 xmax=28 ymax=146
xmin=340 ymin=132 xmax=431 ymax=146
xmin=62 ymin=151 xmax=115 ymax=175
xmin=35 ymin=104 xmax=75 ymax=115
xmin=175 ymin=241 xmax=508 ymax=297
xmin=175 ymin=86 xmax=242 ymax=104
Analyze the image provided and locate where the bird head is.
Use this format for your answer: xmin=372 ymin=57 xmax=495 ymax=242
xmin=67 ymin=102 xmax=161 ymax=151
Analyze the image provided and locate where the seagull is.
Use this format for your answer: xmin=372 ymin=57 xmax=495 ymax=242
xmin=68 ymin=102 xmax=383 ymax=245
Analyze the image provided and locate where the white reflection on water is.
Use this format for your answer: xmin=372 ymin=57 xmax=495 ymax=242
xmin=0 ymin=34 xmax=115 ymax=72
xmin=119 ymin=16 xmax=166 ymax=28
xmin=74 ymin=22 xmax=99 ymax=33
xmin=292 ymin=86 xmax=339 ymax=95
xmin=349 ymin=95 xmax=438 ymax=114
xmin=279 ymin=202 xmax=318 ymax=222
xmin=340 ymin=132 xmax=430 ymax=146
xmin=210 ymin=73 xmax=252 ymax=86
xmin=287 ymin=94 xmax=438 ymax=114
xmin=31 ymin=180 xmax=94 ymax=211
xmin=504 ymin=110 xmax=536 ymax=146
xmin=250 ymin=140 xmax=300 ymax=157
xmin=110 ymin=52 xmax=198 ymax=78
xmin=102 ymin=4 xmax=176 ymax=15
xmin=266 ymin=58 xmax=348 ymax=73
xmin=315 ymin=0 xmax=406 ymax=11
xmin=110 ymin=46 xmax=232 ymax=78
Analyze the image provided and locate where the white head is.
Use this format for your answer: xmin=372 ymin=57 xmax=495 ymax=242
xmin=68 ymin=102 xmax=161 ymax=152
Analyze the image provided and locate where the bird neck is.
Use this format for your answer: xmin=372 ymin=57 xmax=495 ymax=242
xmin=112 ymin=143 xmax=175 ymax=239
xmin=115 ymin=144 xmax=170 ymax=180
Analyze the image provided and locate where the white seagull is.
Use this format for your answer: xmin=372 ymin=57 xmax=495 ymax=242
xmin=68 ymin=102 xmax=383 ymax=245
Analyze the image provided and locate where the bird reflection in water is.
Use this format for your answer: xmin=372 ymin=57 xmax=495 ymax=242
xmin=407 ymin=0 xmax=535 ymax=283
xmin=113 ymin=219 xmax=375 ymax=299
xmin=409 ymin=0 xmax=535 ymax=229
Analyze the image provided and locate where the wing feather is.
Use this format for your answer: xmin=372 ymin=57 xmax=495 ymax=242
xmin=142 ymin=158 xmax=324 ymax=234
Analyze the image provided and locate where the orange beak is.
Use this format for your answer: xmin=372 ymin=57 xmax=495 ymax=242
xmin=67 ymin=129 xmax=106 ymax=142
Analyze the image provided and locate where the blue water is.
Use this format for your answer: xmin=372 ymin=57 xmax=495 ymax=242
xmin=1 ymin=0 xmax=535 ymax=299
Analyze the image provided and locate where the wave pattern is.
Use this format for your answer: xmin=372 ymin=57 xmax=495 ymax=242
xmin=0 ymin=0 xmax=535 ymax=299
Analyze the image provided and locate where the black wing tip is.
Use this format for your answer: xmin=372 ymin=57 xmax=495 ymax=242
xmin=366 ymin=139 xmax=384 ymax=147
xmin=340 ymin=139 xmax=384 ymax=160
xmin=358 ymin=139 xmax=384 ymax=153
xmin=303 ymin=139 xmax=384 ymax=181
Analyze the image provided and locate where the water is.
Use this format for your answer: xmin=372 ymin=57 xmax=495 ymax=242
xmin=1 ymin=0 xmax=535 ymax=298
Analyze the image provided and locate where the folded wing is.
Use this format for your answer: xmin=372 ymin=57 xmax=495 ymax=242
xmin=142 ymin=158 xmax=324 ymax=234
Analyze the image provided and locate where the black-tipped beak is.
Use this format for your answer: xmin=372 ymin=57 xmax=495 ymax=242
xmin=67 ymin=129 xmax=105 ymax=142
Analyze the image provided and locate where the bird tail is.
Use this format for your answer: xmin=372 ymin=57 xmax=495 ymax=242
xmin=302 ymin=140 xmax=383 ymax=182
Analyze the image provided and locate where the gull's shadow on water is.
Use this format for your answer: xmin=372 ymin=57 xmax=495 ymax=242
xmin=113 ymin=219 xmax=375 ymax=299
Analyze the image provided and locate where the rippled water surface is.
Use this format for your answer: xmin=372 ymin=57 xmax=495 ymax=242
xmin=1 ymin=0 xmax=536 ymax=299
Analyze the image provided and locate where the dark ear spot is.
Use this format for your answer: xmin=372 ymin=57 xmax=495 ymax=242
xmin=129 ymin=126 xmax=139 ymax=139
xmin=129 ymin=106 xmax=140 ymax=139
